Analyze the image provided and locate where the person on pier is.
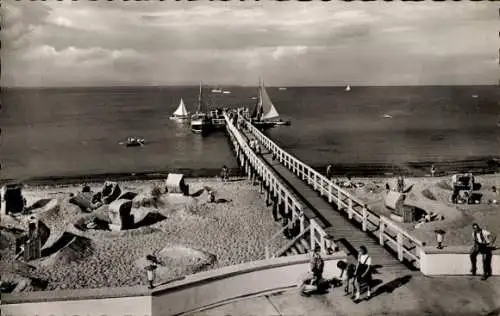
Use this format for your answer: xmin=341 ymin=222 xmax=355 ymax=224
xmin=326 ymin=164 xmax=333 ymax=180
xmin=354 ymin=245 xmax=373 ymax=301
xmin=470 ymin=223 xmax=495 ymax=280
xmin=310 ymin=245 xmax=325 ymax=286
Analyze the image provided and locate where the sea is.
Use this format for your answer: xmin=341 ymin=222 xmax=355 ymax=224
xmin=1 ymin=85 xmax=499 ymax=183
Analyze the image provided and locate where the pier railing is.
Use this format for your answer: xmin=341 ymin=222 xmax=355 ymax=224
xmin=224 ymin=113 xmax=331 ymax=259
xmin=241 ymin=116 xmax=424 ymax=268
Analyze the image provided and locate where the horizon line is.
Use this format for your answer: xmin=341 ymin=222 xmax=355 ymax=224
xmin=2 ymin=83 xmax=498 ymax=89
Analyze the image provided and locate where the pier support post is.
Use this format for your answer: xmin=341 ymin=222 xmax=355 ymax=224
xmin=266 ymin=188 xmax=271 ymax=206
xmin=278 ymin=201 xmax=285 ymax=219
xmin=272 ymin=195 xmax=278 ymax=221
xmin=260 ymin=177 xmax=264 ymax=193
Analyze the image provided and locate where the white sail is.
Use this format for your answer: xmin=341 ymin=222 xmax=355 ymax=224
xmin=173 ymin=98 xmax=189 ymax=116
xmin=259 ymin=80 xmax=280 ymax=121
xmin=345 ymin=85 xmax=351 ymax=92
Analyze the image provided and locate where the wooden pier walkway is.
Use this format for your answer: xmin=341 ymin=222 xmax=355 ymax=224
xmin=239 ymin=128 xmax=415 ymax=275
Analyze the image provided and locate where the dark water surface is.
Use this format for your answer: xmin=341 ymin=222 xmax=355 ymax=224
xmin=1 ymin=85 xmax=499 ymax=181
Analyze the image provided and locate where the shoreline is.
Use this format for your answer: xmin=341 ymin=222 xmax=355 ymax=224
xmin=1 ymin=156 xmax=498 ymax=187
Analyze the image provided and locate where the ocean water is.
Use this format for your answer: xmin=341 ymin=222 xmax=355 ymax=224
xmin=1 ymin=85 xmax=499 ymax=181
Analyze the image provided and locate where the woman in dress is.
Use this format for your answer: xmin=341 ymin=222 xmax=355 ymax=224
xmin=354 ymin=245 xmax=372 ymax=301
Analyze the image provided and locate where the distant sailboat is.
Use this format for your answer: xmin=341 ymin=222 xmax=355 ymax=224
xmin=279 ymin=87 xmax=287 ymax=91
xmin=345 ymin=85 xmax=351 ymax=92
xmin=222 ymin=90 xmax=231 ymax=94
xmin=211 ymin=87 xmax=222 ymax=93
xmin=169 ymin=98 xmax=190 ymax=121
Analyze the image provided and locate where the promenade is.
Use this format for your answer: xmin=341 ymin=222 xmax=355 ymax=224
xmin=189 ymin=274 xmax=500 ymax=316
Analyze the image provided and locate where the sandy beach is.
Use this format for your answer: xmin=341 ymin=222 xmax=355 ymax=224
xmin=343 ymin=173 xmax=500 ymax=247
xmin=0 ymin=177 xmax=288 ymax=292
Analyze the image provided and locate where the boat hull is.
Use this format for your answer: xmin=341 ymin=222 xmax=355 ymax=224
xmin=169 ymin=116 xmax=190 ymax=122
xmin=191 ymin=119 xmax=213 ymax=135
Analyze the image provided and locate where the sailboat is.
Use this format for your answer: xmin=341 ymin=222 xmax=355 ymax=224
xmin=169 ymin=98 xmax=190 ymax=121
xmin=345 ymin=84 xmax=351 ymax=92
xmin=251 ymin=78 xmax=290 ymax=130
xmin=191 ymin=82 xmax=213 ymax=135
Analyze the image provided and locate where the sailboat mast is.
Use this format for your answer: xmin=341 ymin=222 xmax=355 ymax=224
xmin=197 ymin=81 xmax=202 ymax=113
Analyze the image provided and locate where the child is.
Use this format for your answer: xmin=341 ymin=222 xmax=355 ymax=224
xmin=337 ymin=260 xmax=356 ymax=296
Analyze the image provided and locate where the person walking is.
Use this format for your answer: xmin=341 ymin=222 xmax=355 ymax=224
xmin=326 ymin=164 xmax=333 ymax=180
xmin=337 ymin=260 xmax=356 ymax=296
xmin=354 ymin=245 xmax=373 ymax=301
xmin=470 ymin=223 xmax=496 ymax=280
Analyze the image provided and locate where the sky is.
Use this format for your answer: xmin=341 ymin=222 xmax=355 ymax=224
xmin=1 ymin=1 xmax=499 ymax=87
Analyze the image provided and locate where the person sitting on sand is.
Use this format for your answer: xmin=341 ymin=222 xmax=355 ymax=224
xmin=337 ymin=260 xmax=356 ymax=296
xmin=300 ymin=274 xmax=319 ymax=296
xmin=354 ymin=245 xmax=373 ymax=301
xmin=470 ymin=223 xmax=496 ymax=280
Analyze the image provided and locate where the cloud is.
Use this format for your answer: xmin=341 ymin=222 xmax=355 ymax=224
xmin=1 ymin=1 xmax=498 ymax=87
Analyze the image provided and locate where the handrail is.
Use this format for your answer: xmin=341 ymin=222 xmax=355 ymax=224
xmin=224 ymin=112 xmax=331 ymax=260
xmin=241 ymin=114 xmax=424 ymax=268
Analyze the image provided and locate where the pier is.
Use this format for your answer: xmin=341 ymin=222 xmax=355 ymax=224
xmin=224 ymin=111 xmax=424 ymax=274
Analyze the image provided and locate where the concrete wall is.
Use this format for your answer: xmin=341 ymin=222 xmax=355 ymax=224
xmin=420 ymin=246 xmax=500 ymax=276
xmin=2 ymin=252 xmax=346 ymax=316
xmin=151 ymin=252 xmax=346 ymax=316
xmin=2 ymin=296 xmax=152 ymax=316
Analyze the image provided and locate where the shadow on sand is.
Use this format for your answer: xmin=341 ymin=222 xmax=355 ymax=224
xmin=370 ymin=275 xmax=413 ymax=299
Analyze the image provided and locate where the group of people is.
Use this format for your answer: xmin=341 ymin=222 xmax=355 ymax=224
xmin=301 ymin=245 xmax=373 ymax=303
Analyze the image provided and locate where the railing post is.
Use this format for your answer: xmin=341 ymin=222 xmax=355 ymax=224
xmin=319 ymin=177 xmax=323 ymax=196
xmin=362 ymin=204 xmax=368 ymax=232
xmin=320 ymin=233 xmax=325 ymax=254
xmin=337 ymin=187 xmax=341 ymax=208
xmin=397 ymin=232 xmax=404 ymax=261
xmin=328 ymin=183 xmax=333 ymax=203
xmin=379 ymin=220 xmax=385 ymax=246
xmin=348 ymin=198 xmax=353 ymax=219
xmin=310 ymin=220 xmax=315 ymax=250
xmin=313 ymin=173 xmax=317 ymax=190
xmin=299 ymin=211 xmax=305 ymax=233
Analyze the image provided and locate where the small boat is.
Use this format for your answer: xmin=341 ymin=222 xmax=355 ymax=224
xmin=472 ymin=94 xmax=478 ymax=98
xmin=250 ymin=96 xmax=257 ymax=100
xmin=122 ymin=137 xmax=145 ymax=147
xmin=222 ymin=90 xmax=231 ymax=94
xmin=279 ymin=87 xmax=287 ymax=91
xmin=345 ymin=85 xmax=351 ymax=92
xmin=169 ymin=98 xmax=190 ymax=121
xmin=211 ymin=88 xmax=222 ymax=93
xmin=275 ymin=119 xmax=291 ymax=126
xmin=383 ymin=114 xmax=393 ymax=119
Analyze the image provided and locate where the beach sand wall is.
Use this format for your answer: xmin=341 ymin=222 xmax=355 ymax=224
xmin=3 ymin=252 xmax=347 ymax=316
xmin=420 ymin=246 xmax=500 ymax=276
